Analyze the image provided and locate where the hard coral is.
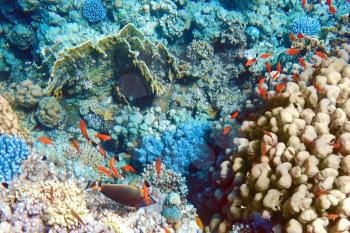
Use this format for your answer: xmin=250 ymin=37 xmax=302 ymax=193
xmin=0 ymin=95 xmax=26 ymax=138
xmin=35 ymin=96 xmax=65 ymax=128
xmin=82 ymin=0 xmax=107 ymax=23
xmin=207 ymin=45 xmax=350 ymax=232
xmin=290 ymin=16 xmax=321 ymax=37
xmin=0 ymin=134 xmax=30 ymax=182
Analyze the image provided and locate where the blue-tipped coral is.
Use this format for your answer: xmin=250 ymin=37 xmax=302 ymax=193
xmin=82 ymin=0 xmax=107 ymax=23
xmin=290 ymin=16 xmax=321 ymax=36
xmin=0 ymin=134 xmax=30 ymax=182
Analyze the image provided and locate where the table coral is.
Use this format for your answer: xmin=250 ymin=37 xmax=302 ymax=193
xmin=205 ymin=45 xmax=350 ymax=232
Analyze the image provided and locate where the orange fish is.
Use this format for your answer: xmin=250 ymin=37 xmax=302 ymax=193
xmin=245 ymin=58 xmax=257 ymax=67
xmin=330 ymin=142 xmax=341 ymax=150
xmin=142 ymin=183 xmax=151 ymax=205
xmin=122 ymin=165 xmax=137 ymax=174
xmin=95 ymin=133 xmax=112 ymax=142
xmin=286 ymin=48 xmax=299 ymax=56
xmin=97 ymin=165 xmax=112 ymax=178
xmin=39 ymin=136 xmax=53 ymax=145
xmin=79 ymin=119 xmax=90 ymax=141
xmin=222 ymin=126 xmax=232 ymax=136
xmin=262 ymin=130 xmax=273 ymax=137
xmin=297 ymin=33 xmax=305 ymax=39
xmin=261 ymin=142 xmax=267 ymax=156
xmin=164 ymin=228 xmax=171 ymax=233
xmin=97 ymin=145 xmax=107 ymax=158
xmin=326 ymin=0 xmax=331 ymax=5
xmin=312 ymin=82 xmax=324 ymax=94
xmin=276 ymin=62 xmax=281 ymax=73
xmin=289 ymin=33 xmax=297 ymax=42
xmin=307 ymin=3 xmax=313 ymax=13
xmin=298 ymin=57 xmax=306 ymax=68
xmin=329 ymin=5 xmax=336 ymax=14
xmin=260 ymin=53 xmax=272 ymax=59
xmin=109 ymin=158 xmax=122 ymax=179
xmin=258 ymin=78 xmax=268 ymax=100
xmin=70 ymin=139 xmax=80 ymax=155
xmin=195 ymin=216 xmax=204 ymax=230
xmin=316 ymin=190 xmax=330 ymax=197
xmin=326 ymin=214 xmax=339 ymax=221
xmin=230 ymin=111 xmax=239 ymax=119
xmin=275 ymin=82 xmax=286 ymax=93
xmin=302 ymin=0 xmax=307 ymax=8
xmin=272 ymin=71 xmax=279 ymax=80
xmin=265 ymin=61 xmax=272 ymax=73
xmin=292 ymin=73 xmax=299 ymax=81
xmin=156 ymin=157 xmax=161 ymax=179
xmin=315 ymin=51 xmax=328 ymax=60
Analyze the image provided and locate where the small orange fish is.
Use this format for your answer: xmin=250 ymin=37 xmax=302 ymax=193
xmin=329 ymin=5 xmax=336 ymax=14
xmin=245 ymin=58 xmax=257 ymax=67
xmin=95 ymin=133 xmax=112 ymax=142
xmin=302 ymin=0 xmax=306 ymax=9
xmin=79 ymin=119 xmax=90 ymax=141
xmin=261 ymin=142 xmax=267 ymax=156
xmin=297 ymin=33 xmax=305 ymax=39
xmin=122 ymin=165 xmax=137 ymax=174
xmin=39 ymin=136 xmax=53 ymax=145
xmin=315 ymin=51 xmax=328 ymax=60
xmin=97 ymin=145 xmax=107 ymax=158
xmin=262 ymin=130 xmax=273 ymax=137
xmin=312 ymin=82 xmax=324 ymax=94
xmin=70 ymin=139 xmax=80 ymax=155
xmin=298 ymin=57 xmax=306 ymax=68
xmin=142 ymin=183 xmax=151 ymax=205
xmin=97 ymin=165 xmax=112 ymax=178
xmin=289 ymin=33 xmax=297 ymax=42
xmin=258 ymin=78 xmax=268 ymax=100
xmin=195 ymin=216 xmax=204 ymax=230
xmin=156 ymin=157 xmax=161 ymax=179
xmin=292 ymin=73 xmax=299 ymax=81
xmin=230 ymin=111 xmax=239 ymax=119
xmin=276 ymin=62 xmax=281 ymax=73
xmin=70 ymin=209 xmax=85 ymax=225
xmin=222 ymin=126 xmax=232 ymax=136
xmin=260 ymin=53 xmax=272 ymax=59
xmin=307 ymin=3 xmax=313 ymax=13
xmin=109 ymin=158 xmax=122 ymax=179
xmin=316 ymin=190 xmax=330 ymax=197
xmin=164 ymin=228 xmax=171 ymax=233
xmin=330 ymin=142 xmax=341 ymax=150
xmin=286 ymin=48 xmax=299 ymax=56
xmin=275 ymin=82 xmax=286 ymax=93
xmin=265 ymin=61 xmax=272 ymax=73
xmin=326 ymin=214 xmax=339 ymax=221
xmin=272 ymin=71 xmax=279 ymax=80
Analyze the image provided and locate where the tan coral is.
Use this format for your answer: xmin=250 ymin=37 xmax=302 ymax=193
xmin=0 ymin=95 xmax=26 ymax=138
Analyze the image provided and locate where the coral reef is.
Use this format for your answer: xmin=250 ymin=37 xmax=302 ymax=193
xmin=134 ymin=120 xmax=212 ymax=175
xmin=35 ymin=96 xmax=65 ymax=128
xmin=206 ymin=47 xmax=350 ymax=232
xmin=290 ymin=16 xmax=321 ymax=37
xmin=0 ymin=134 xmax=30 ymax=182
xmin=0 ymin=95 xmax=26 ymax=138
xmin=82 ymin=0 xmax=107 ymax=23
xmin=10 ymin=79 xmax=45 ymax=109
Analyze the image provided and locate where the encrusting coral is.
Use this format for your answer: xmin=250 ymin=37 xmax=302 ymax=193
xmin=206 ymin=45 xmax=350 ymax=233
xmin=0 ymin=95 xmax=26 ymax=138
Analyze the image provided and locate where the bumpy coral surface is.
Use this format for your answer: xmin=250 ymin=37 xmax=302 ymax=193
xmin=207 ymin=47 xmax=350 ymax=233
xmin=35 ymin=96 xmax=65 ymax=128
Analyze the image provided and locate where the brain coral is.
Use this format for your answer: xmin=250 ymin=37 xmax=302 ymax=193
xmin=82 ymin=0 xmax=107 ymax=23
xmin=0 ymin=134 xmax=30 ymax=182
xmin=290 ymin=16 xmax=321 ymax=36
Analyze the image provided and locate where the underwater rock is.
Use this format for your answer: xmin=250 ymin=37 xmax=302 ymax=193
xmin=48 ymin=24 xmax=191 ymax=102
xmin=11 ymin=79 xmax=45 ymax=109
xmin=5 ymin=24 xmax=36 ymax=50
xmin=35 ymin=96 xmax=64 ymax=128
xmin=16 ymin=0 xmax=40 ymax=12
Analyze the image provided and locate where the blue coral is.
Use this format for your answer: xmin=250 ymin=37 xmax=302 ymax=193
xmin=290 ymin=16 xmax=321 ymax=36
xmin=133 ymin=120 xmax=212 ymax=175
xmin=82 ymin=0 xmax=106 ymax=23
xmin=0 ymin=134 xmax=30 ymax=182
